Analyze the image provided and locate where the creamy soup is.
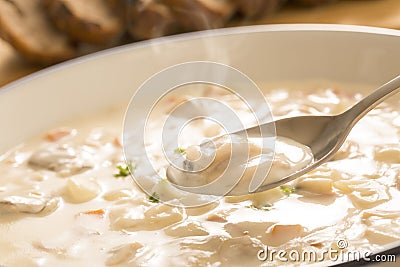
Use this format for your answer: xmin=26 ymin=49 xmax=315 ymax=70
xmin=0 ymin=81 xmax=399 ymax=266
xmin=166 ymin=135 xmax=313 ymax=196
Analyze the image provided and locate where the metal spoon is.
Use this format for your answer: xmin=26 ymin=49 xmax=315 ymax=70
xmin=167 ymin=74 xmax=400 ymax=194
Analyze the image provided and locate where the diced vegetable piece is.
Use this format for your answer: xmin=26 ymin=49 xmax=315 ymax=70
xmin=106 ymin=242 xmax=143 ymax=266
xmin=65 ymin=176 xmax=101 ymax=203
xmin=103 ymin=189 xmax=136 ymax=201
xmin=265 ymin=224 xmax=305 ymax=247
xmin=110 ymin=204 xmax=184 ymax=231
xmin=296 ymin=178 xmax=333 ymax=195
xmin=218 ymin=236 xmax=265 ymax=266
xmin=374 ymin=146 xmax=400 ymax=163
xmin=164 ymin=221 xmax=208 ymax=237
xmin=44 ymin=127 xmax=75 ymax=142
xmin=79 ymin=209 xmax=105 ymax=217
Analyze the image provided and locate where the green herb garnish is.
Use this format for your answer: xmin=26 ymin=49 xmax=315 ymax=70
xmin=148 ymin=192 xmax=160 ymax=203
xmin=246 ymin=203 xmax=273 ymax=211
xmin=114 ymin=161 xmax=135 ymax=177
xmin=174 ymin=147 xmax=186 ymax=154
xmin=280 ymin=185 xmax=295 ymax=196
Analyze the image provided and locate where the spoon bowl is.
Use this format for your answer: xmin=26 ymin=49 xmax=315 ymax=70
xmin=167 ymin=74 xmax=400 ymax=194
xmin=250 ymin=114 xmax=352 ymax=192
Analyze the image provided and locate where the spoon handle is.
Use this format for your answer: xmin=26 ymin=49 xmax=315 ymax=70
xmin=342 ymin=74 xmax=400 ymax=124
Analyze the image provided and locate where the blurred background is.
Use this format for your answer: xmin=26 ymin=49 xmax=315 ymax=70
xmin=0 ymin=0 xmax=399 ymax=87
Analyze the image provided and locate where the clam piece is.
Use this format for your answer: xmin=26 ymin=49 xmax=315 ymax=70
xmin=0 ymin=196 xmax=59 ymax=215
xmin=28 ymin=144 xmax=94 ymax=176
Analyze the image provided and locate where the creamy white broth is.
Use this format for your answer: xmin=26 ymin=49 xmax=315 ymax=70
xmin=0 ymin=81 xmax=399 ymax=266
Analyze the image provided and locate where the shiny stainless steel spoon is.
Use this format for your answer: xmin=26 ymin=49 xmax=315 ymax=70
xmin=247 ymin=74 xmax=400 ymax=193
xmin=167 ymin=74 xmax=400 ymax=194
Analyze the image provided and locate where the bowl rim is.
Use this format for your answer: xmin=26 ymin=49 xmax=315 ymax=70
xmin=1 ymin=23 xmax=400 ymax=94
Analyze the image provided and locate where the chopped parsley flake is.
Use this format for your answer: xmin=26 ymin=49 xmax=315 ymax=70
xmin=280 ymin=185 xmax=295 ymax=196
xmin=246 ymin=203 xmax=273 ymax=211
xmin=174 ymin=148 xmax=186 ymax=154
xmin=148 ymin=192 xmax=160 ymax=203
xmin=114 ymin=161 xmax=135 ymax=178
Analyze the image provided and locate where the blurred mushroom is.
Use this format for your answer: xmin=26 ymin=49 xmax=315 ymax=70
xmin=0 ymin=0 xmax=76 ymax=64
xmin=235 ymin=0 xmax=287 ymax=19
xmin=291 ymin=0 xmax=337 ymax=7
xmin=161 ymin=0 xmax=237 ymax=31
xmin=127 ymin=0 xmax=179 ymax=40
xmin=43 ymin=0 xmax=124 ymax=45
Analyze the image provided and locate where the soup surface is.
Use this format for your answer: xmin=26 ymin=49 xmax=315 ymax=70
xmin=0 ymin=81 xmax=399 ymax=266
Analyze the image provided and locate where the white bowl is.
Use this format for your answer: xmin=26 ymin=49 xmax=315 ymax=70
xmin=1 ymin=24 xmax=399 ymax=265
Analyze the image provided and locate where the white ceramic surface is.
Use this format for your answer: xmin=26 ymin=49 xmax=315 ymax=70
xmin=0 ymin=24 xmax=399 ymax=265
xmin=2 ymin=24 xmax=400 ymax=153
